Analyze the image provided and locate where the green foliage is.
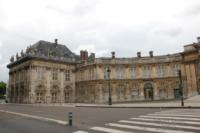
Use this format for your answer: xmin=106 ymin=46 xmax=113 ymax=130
xmin=0 ymin=81 xmax=6 ymax=98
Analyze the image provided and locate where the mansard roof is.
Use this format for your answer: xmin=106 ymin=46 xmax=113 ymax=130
xmin=7 ymin=40 xmax=80 ymax=68
xmin=29 ymin=40 xmax=76 ymax=58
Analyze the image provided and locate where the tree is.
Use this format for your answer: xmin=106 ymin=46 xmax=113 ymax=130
xmin=0 ymin=81 xmax=6 ymax=99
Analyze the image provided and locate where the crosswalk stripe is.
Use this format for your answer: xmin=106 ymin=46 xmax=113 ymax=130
xmin=73 ymin=131 xmax=88 ymax=133
xmin=155 ymin=110 xmax=200 ymax=114
xmin=90 ymin=126 xmax=133 ymax=133
xmin=119 ymin=120 xmax=200 ymax=130
xmin=154 ymin=112 xmax=200 ymax=115
xmin=155 ymin=110 xmax=196 ymax=113
xmin=131 ymin=117 xmax=200 ymax=125
xmin=140 ymin=115 xmax=200 ymax=121
xmin=106 ymin=123 xmax=194 ymax=133
xmin=148 ymin=114 xmax=200 ymax=118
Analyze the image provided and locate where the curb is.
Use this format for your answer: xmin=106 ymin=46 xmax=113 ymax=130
xmin=76 ymin=105 xmax=200 ymax=109
xmin=0 ymin=109 xmax=67 ymax=125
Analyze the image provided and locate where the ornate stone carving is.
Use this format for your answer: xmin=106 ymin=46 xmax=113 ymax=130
xmin=10 ymin=56 xmax=14 ymax=62
xmin=16 ymin=53 xmax=19 ymax=60
xmin=21 ymin=50 xmax=25 ymax=57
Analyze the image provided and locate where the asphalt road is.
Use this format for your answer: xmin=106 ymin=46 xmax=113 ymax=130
xmin=0 ymin=104 xmax=163 ymax=127
xmin=0 ymin=111 xmax=82 ymax=133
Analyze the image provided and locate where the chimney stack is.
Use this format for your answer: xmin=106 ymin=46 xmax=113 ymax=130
xmin=137 ymin=52 xmax=141 ymax=58
xmin=149 ymin=51 xmax=153 ymax=57
xmin=54 ymin=38 xmax=58 ymax=44
xmin=111 ymin=51 xmax=115 ymax=59
xmin=90 ymin=53 xmax=95 ymax=59
xmin=80 ymin=50 xmax=88 ymax=61
xmin=197 ymin=36 xmax=200 ymax=43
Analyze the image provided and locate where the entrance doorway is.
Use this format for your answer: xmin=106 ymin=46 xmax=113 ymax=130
xmin=144 ymin=83 xmax=154 ymax=100
xmin=174 ymin=88 xmax=181 ymax=99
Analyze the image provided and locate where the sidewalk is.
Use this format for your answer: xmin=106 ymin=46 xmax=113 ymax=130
xmin=5 ymin=95 xmax=200 ymax=108
xmin=75 ymin=95 xmax=200 ymax=108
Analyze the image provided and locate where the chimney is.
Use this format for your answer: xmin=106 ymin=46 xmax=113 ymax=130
xmin=137 ymin=52 xmax=141 ymax=58
xmin=90 ymin=53 xmax=95 ymax=59
xmin=54 ymin=38 xmax=58 ymax=44
xmin=149 ymin=51 xmax=153 ymax=57
xmin=197 ymin=36 xmax=200 ymax=43
xmin=111 ymin=51 xmax=115 ymax=59
xmin=80 ymin=50 xmax=88 ymax=60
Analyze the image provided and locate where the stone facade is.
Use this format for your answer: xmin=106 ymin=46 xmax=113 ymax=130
xmin=7 ymin=37 xmax=200 ymax=103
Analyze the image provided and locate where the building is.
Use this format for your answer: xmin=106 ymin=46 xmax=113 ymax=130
xmin=7 ymin=37 xmax=200 ymax=104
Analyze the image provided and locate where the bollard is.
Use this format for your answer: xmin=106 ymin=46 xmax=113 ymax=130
xmin=68 ymin=112 xmax=73 ymax=126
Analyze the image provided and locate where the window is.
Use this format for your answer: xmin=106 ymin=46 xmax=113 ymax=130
xmin=130 ymin=66 xmax=137 ymax=79
xmin=51 ymin=92 xmax=57 ymax=103
xmin=117 ymin=85 xmax=125 ymax=99
xmin=116 ymin=67 xmax=124 ymax=79
xmin=88 ymin=67 xmax=94 ymax=80
xmin=157 ymin=65 xmax=165 ymax=77
xmin=131 ymin=89 xmax=139 ymax=99
xmin=52 ymin=70 xmax=58 ymax=80
xmin=104 ymin=66 xmax=109 ymax=79
xmin=143 ymin=65 xmax=152 ymax=78
xmin=173 ymin=64 xmax=180 ymax=76
xmin=36 ymin=92 xmax=43 ymax=103
xmin=80 ymin=70 xmax=83 ymax=81
xmin=65 ymin=70 xmax=70 ymax=81
xmin=37 ymin=67 xmax=44 ymax=80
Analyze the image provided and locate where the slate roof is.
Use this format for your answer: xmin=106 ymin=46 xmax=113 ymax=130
xmin=29 ymin=40 xmax=76 ymax=58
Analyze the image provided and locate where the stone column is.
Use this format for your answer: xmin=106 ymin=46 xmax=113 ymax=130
xmin=45 ymin=67 xmax=51 ymax=103
xmin=60 ymin=70 xmax=64 ymax=103
xmin=139 ymin=82 xmax=144 ymax=100
xmin=153 ymin=82 xmax=159 ymax=100
xmin=98 ymin=83 xmax=103 ymax=103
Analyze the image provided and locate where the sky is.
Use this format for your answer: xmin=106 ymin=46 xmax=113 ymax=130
xmin=0 ymin=0 xmax=200 ymax=82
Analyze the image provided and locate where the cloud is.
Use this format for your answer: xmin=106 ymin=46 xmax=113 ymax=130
xmin=0 ymin=62 xmax=8 ymax=82
xmin=183 ymin=4 xmax=200 ymax=17
xmin=46 ymin=0 xmax=99 ymax=17
xmin=0 ymin=0 xmax=200 ymax=82
xmin=153 ymin=27 xmax=183 ymax=38
xmin=75 ymin=44 xmax=108 ymax=57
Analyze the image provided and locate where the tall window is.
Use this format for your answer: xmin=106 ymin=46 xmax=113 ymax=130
xmin=52 ymin=70 xmax=58 ymax=80
xmin=51 ymin=92 xmax=57 ymax=103
xmin=88 ymin=67 xmax=94 ymax=80
xmin=36 ymin=92 xmax=43 ymax=103
xmin=173 ymin=64 xmax=180 ymax=76
xmin=65 ymin=70 xmax=70 ymax=81
xmin=104 ymin=66 xmax=109 ymax=79
xmin=37 ymin=67 xmax=44 ymax=80
xmin=143 ymin=65 xmax=152 ymax=78
xmin=116 ymin=67 xmax=124 ymax=79
xmin=80 ymin=70 xmax=83 ymax=81
xmin=157 ymin=65 xmax=165 ymax=77
xmin=130 ymin=66 xmax=137 ymax=79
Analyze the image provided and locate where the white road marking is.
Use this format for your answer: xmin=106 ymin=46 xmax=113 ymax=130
xmin=106 ymin=123 xmax=194 ymax=133
xmin=119 ymin=120 xmax=200 ymax=130
xmin=148 ymin=114 xmax=200 ymax=118
xmin=0 ymin=109 xmax=67 ymax=125
xmin=90 ymin=127 xmax=133 ymax=133
xmin=155 ymin=110 xmax=200 ymax=114
xmin=73 ymin=131 xmax=89 ymax=133
xmin=131 ymin=117 xmax=200 ymax=125
xmin=155 ymin=112 xmax=200 ymax=115
xmin=140 ymin=115 xmax=200 ymax=121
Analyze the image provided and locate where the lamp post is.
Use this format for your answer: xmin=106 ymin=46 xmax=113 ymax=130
xmin=178 ymin=70 xmax=184 ymax=107
xmin=107 ymin=67 xmax=112 ymax=105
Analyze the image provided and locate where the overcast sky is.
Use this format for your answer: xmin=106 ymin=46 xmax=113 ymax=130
xmin=0 ymin=0 xmax=200 ymax=82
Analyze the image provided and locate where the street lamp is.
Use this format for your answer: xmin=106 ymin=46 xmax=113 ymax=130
xmin=107 ymin=67 xmax=112 ymax=105
xmin=178 ymin=70 xmax=184 ymax=107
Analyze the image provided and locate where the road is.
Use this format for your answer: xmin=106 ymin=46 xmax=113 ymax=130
xmin=0 ymin=104 xmax=200 ymax=133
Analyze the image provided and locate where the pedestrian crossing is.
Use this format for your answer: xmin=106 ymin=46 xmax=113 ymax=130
xmin=74 ymin=109 xmax=200 ymax=133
